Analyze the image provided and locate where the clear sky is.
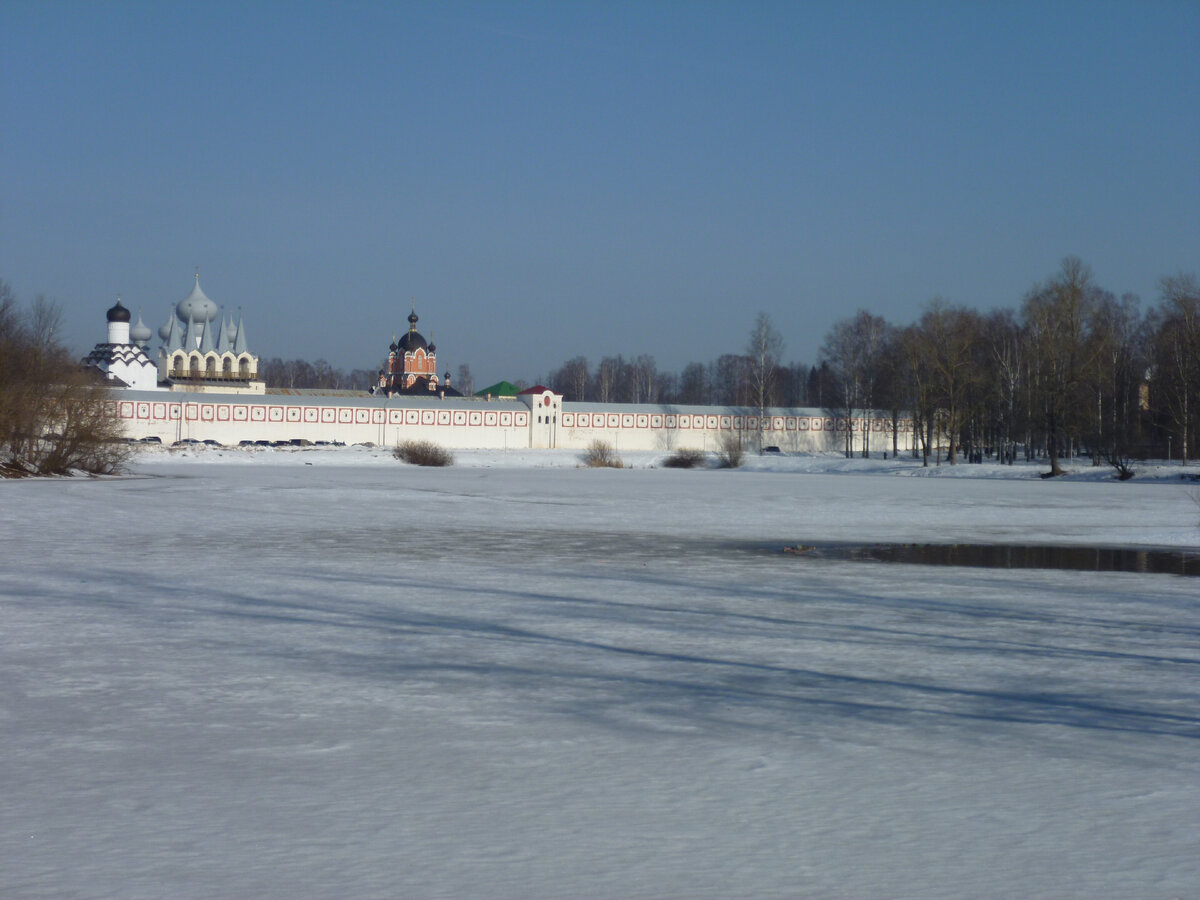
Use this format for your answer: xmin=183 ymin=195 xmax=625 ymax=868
xmin=2 ymin=1 xmax=1197 ymax=387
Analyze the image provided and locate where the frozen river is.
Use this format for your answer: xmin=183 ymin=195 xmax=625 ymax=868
xmin=2 ymin=448 xmax=1198 ymax=898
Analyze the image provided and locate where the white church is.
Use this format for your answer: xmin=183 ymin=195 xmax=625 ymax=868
xmin=82 ymin=272 xmax=263 ymax=394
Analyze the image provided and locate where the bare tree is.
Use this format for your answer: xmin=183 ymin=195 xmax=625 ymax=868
xmin=548 ymin=356 xmax=588 ymax=401
xmin=746 ymin=313 xmax=784 ymax=451
xmin=710 ymin=354 xmax=750 ymax=406
xmin=916 ymin=300 xmax=979 ymax=464
xmin=631 ymin=354 xmax=658 ymax=403
xmin=0 ymin=282 xmax=129 ymax=476
xmin=653 ymin=370 xmax=677 ymax=403
xmin=455 ymin=363 xmax=475 ymax=396
xmin=594 ymin=356 xmax=623 ymax=403
xmin=1022 ymin=257 xmax=1101 ymax=476
xmin=898 ymin=323 xmax=938 ymax=465
xmin=820 ymin=310 xmax=887 ymax=457
xmin=1150 ymin=273 xmax=1200 ymax=463
xmin=980 ymin=309 xmax=1024 ymax=464
xmin=871 ymin=325 xmax=905 ymax=458
xmin=677 ymin=362 xmax=709 ymax=405
xmin=1085 ymin=292 xmax=1146 ymax=472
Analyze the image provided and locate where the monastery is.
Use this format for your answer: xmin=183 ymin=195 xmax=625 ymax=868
xmin=81 ymin=273 xmax=916 ymax=454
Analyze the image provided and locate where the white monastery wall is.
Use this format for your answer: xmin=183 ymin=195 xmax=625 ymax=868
xmin=111 ymin=388 xmax=916 ymax=454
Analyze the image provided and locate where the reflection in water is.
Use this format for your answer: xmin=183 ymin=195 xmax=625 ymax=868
xmin=783 ymin=543 xmax=1200 ymax=576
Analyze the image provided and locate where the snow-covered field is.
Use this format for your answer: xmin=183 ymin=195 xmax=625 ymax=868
xmin=3 ymin=447 xmax=1198 ymax=899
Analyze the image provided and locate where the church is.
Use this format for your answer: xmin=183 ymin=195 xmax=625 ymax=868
xmin=375 ymin=304 xmax=461 ymax=397
xmin=80 ymin=297 xmax=159 ymax=391
xmin=156 ymin=273 xmax=263 ymax=392
xmin=81 ymin=272 xmax=263 ymax=394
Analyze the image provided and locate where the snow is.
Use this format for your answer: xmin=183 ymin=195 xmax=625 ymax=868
xmin=2 ymin=447 xmax=1198 ymax=898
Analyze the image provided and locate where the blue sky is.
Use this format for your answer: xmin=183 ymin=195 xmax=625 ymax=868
xmin=2 ymin=1 xmax=1197 ymax=386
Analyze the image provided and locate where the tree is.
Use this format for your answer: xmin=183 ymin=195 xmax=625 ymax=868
xmin=312 ymin=359 xmax=339 ymax=389
xmin=549 ymin=356 xmax=589 ymax=401
xmin=1086 ymin=292 xmax=1145 ymax=472
xmin=653 ymin=370 xmax=677 ymax=404
xmin=677 ymin=362 xmax=710 ymax=405
xmin=976 ymin=309 xmax=1024 ymax=464
xmin=820 ymin=310 xmax=888 ymax=457
xmin=0 ymin=282 xmax=129 ymax=476
xmin=451 ymin=363 xmax=471 ymax=396
xmin=594 ymin=356 xmax=623 ymax=403
xmin=806 ymin=361 xmax=835 ymax=410
xmin=1021 ymin=257 xmax=1101 ymax=476
xmin=1149 ymin=273 xmax=1200 ymax=463
xmin=710 ymin=354 xmax=749 ymax=406
xmin=630 ymin=354 xmax=658 ymax=404
xmin=745 ymin=313 xmax=784 ymax=451
xmin=898 ymin=323 xmax=937 ymax=465
xmin=777 ymin=362 xmax=812 ymax=408
xmin=916 ymin=300 xmax=979 ymax=464
xmin=347 ymin=368 xmax=377 ymax=391
xmin=871 ymin=325 xmax=905 ymax=458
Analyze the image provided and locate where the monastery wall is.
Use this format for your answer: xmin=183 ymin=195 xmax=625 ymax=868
xmin=112 ymin=389 xmax=916 ymax=455
xmin=559 ymin=406 xmax=913 ymax=454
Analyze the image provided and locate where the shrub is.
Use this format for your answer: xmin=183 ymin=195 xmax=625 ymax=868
xmin=582 ymin=440 xmax=623 ymax=468
xmin=713 ymin=432 xmax=745 ymax=468
xmin=662 ymin=448 xmax=707 ymax=468
xmin=393 ymin=440 xmax=453 ymax=466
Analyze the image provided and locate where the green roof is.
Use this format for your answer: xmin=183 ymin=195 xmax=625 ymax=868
xmin=475 ymin=380 xmax=521 ymax=398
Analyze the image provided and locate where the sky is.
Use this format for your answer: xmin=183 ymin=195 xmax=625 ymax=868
xmin=2 ymin=1 xmax=1197 ymax=387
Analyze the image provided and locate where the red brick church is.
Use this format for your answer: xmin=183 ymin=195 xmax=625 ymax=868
xmin=376 ymin=304 xmax=461 ymax=397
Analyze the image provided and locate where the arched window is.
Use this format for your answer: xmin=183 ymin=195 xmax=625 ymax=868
xmin=239 ymin=357 xmax=250 ymax=378
xmin=222 ymin=357 xmax=233 ymax=377
xmin=206 ymin=357 xmax=217 ymax=376
xmin=190 ymin=354 xmax=203 ymax=375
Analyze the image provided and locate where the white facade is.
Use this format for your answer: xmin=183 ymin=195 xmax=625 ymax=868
xmin=157 ymin=274 xmax=263 ymax=391
xmin=109 ymin=386 xmax=916 ymax=454
xmin=81 ymin=300 xmax=162 ymax=391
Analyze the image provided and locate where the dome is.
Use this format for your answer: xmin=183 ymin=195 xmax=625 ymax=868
xmin=130 ymin=312 xmax=153 ymax=344
xmin=106 ymin=298 xmax=131 ymax=323
xmin=397 ymin=330 xmax=428 ymax=352
xmin=176 ymin=274 xmax=219 ymax=324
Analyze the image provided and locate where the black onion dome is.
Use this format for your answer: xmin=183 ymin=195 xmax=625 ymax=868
xmin=397 ymin=330 xmax=428 ymax=352
xmin=106 ymin=299 xmax=131 ymax=323
xmin=408 ymin=310 xmax=419 ymax=325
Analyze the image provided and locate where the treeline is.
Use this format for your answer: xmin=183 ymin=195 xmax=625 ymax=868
xmin=543 ymin=347 xmax=837 ymax=408
xmin=258 ymin=359 xmax=478 ymax=396
xmin=1 ymin=281 xmax=128 ymax=475
xmin=258 ymin=357 xmax=379 ymax=392
xmin=541 ymin=258 xmax=1199 ymax=471
xmin=819 ymin=258 xmax=1198 ymax=471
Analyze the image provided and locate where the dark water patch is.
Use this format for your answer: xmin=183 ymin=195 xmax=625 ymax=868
xmin=781 ymin=542 xmax=1200 ymax=576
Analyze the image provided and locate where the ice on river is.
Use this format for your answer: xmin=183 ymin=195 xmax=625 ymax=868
xmin=2 ymin=447 xmax=1198 ymax=898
